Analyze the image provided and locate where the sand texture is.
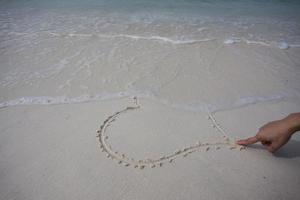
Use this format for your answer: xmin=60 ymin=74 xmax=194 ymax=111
xmin=1 ymin=2 xmax=300 ymax=200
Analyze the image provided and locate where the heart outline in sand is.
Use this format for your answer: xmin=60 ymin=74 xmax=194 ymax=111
xmin=96 ymin=97 xmax=243 ymax=169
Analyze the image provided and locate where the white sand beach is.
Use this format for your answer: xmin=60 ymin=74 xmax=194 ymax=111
xmin=1 ymin=1 xmax=300 ymax=199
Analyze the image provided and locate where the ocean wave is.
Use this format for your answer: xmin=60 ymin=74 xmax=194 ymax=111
xmin=7 ymin=31 xmax=215 ymax=44
xmin=53 ymin=32 xmax=216 ymax=44
xmin=1 ymin=89 xmax=299 ymax=113
xmin=223 ymin=38 xmax=300 ymax=50
xmin=7 ymin=31 xmax=300 ymax=49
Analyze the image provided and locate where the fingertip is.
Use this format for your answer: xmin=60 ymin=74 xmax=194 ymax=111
xmin=235 ymin=140 xmax=242 ymax=145
xmin=236 ymin=136 xmax=259 ymax=146
xmin=244 ymin=136 xmax=259 ymax=145
xmin=235 ymin=140 xmax=248 ymax=146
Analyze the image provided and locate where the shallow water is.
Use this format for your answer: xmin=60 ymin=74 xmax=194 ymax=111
xmin=0 ymin=0 xmax=300 ymax=112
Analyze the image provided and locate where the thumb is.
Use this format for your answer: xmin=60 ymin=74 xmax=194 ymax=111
xmin=236 ymin=136 xmax=259 ymax=146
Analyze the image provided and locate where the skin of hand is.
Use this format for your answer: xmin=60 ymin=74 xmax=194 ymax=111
xmin=236 ymin=113 xmax=300 ymax=153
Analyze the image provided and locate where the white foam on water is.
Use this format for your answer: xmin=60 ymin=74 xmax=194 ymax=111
xmin=245 ymin=40 xmax=271 ymax=47
xmin=7 ymin=31 xmax=300 ymax=49
xmin=223 ymin=37 xmax=297 ymax=50
xmin=224 ymin=38 xmax=240 ymax=44
xmin=1 ymin=89 xmax=299 ymax=114
xmin=51 ymin=32 xmax=216 ymax=45
xmin=0 ymin=90 xmax=155 ymax=109
xmin=277 ymin=42 xmax=289 ymax=49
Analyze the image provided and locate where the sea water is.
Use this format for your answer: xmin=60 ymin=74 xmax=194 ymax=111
xmin=0 ymin=0 xmax=300 ymax=112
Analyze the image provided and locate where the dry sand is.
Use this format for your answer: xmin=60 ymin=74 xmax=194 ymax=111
xmin=1 ymin=98 xmax=300 ymax=200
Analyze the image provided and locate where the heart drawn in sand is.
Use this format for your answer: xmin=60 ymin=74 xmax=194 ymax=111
xmin=96 ymin=97 xmax=244 ymax=169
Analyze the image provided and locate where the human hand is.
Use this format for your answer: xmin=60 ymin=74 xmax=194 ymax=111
xmin=236 ymin=113 xmax=300 ymax=153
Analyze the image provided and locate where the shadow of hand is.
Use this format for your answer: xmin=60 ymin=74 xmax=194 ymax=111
xmin=274 ymin=140 xmax=300 ymax=158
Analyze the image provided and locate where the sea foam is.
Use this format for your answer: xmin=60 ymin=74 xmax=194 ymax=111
xmin=223 ymin=38 xmax=294 ymax=50
xmin=8 ymin=31 xmax=299 ymax=50
xmin=1 ymin=89 xmax=299 ymax=114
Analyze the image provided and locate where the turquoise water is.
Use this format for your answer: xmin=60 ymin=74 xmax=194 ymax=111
xmin=1 ymin=0 xmax=300 ymax=18
xmin=2 ymin=0 xmax=300 ymax=14
xmin=1 ymin=0 xmax=300 ymax=43
xmin=2 ymin=0 xmax=300 ymax=22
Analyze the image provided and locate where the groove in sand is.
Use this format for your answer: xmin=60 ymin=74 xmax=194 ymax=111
xmin=96 ymin=97 xmax=243 ymax=169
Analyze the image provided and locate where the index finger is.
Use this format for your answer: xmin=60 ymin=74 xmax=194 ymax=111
xmin=236 ymin=136 xmax=259 ymax=146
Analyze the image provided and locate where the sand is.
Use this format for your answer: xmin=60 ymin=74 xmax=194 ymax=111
xmin=1 ymin=98 xmax=300 ymax=200
xmin=1 ymin=2 xmax=300 ymax=200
